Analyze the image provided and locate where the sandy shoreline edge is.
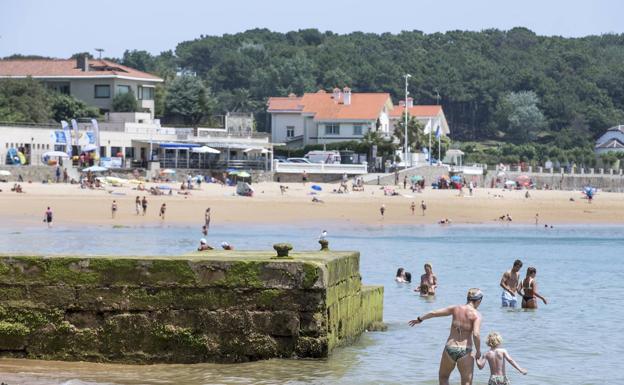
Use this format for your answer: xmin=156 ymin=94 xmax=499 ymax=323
xmin=1 ymin=181 xmax=623 ymax=227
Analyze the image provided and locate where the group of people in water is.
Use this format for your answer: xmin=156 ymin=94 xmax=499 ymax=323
xmin=396 ymin=263 xmax=438 ymax=296
xmin=400 ymin=259 xmax=546 ymax=385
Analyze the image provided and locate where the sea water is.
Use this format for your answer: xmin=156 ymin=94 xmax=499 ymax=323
xmin=0 ymin=224 xmax=622 ymax=385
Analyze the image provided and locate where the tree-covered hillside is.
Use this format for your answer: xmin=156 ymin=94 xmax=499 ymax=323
xmin=130 ymin=27 xmax=624 ymax=145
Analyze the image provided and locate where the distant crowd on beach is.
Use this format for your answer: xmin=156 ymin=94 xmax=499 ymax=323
xmin=397 ymin=258 xmax=546 ymax=385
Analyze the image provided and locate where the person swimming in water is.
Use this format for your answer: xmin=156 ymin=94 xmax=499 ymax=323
xmin=409 ymin=288 xmax=484 ymax=385
xmin=520 ymin=267 xmax=547 ymax=309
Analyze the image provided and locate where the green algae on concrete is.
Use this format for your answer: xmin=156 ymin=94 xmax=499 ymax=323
xmin=0 ymin=250 xmax=383 ymax=364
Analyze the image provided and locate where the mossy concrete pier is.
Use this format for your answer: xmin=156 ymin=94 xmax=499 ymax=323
xmin=0 ymin=251 xmax=383 ymax=363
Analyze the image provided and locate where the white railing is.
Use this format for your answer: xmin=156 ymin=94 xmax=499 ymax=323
xmin=274 ymin=161 xmax=368 ymax=174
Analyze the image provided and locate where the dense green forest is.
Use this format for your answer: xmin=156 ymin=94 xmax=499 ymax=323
xmin=117 ymin=28 xmax=624 ymax=146
xmin=3 ymin=28 xmax=624 ymax=165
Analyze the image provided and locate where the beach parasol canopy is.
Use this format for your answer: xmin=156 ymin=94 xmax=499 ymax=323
xmin=82 ymin=144 xmax=98 ymax=152
xmin=82 ymin=165 xmax=108 ymax=172
xmin=237 ymin=171 xmax=251 ymax=178
xmin=411 ymin=175 xmax=423 ymax=182
xmin=515 ymin=175 xmax=531 ymax=186
xmin=504 ymin=180 xmax=516 ymax=186
xmin=450 ymin=175 xmax=462 ymax=182
xmin=161 ymin=169 xmax=176 ymax=174
xmin=311 ymin=185 xmax=322 ymax=191
xmin=0 ymin=170 xmax=11 ymax=176
xmin=43 ymin=151 xmax=70 ymax=158
xmin=228 ymin=170 xmax=240 ymax=175
xmin=192 ymin=146 xmax=220 ymax=154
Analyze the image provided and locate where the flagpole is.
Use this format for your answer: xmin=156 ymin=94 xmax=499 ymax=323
xmin=428 ymin=117 xmax=432 ymax=165
xmin=438 ymin=117 xmax=441 ymax=163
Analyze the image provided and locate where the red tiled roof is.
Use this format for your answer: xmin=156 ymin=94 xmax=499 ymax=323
xmin=267 ymin=95 xmax=304 ymax=112
xmin=0 ymin=59 xmax=162 ymax=81
xmin=268 ymin=91 xmax=392 ymax=121
xmin=389 ymin=105 xmax=442 ymax=118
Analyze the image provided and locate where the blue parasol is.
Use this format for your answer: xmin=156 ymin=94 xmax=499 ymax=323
xmin=311 ymin=185 xmax=322 ymax=191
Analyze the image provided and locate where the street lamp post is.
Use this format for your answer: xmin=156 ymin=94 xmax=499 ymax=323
xmin=404 ymin=74 xmax=411 ymax=169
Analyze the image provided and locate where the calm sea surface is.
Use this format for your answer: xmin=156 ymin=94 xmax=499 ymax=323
xmin=0 ymin=224 xmax=622 ymax=385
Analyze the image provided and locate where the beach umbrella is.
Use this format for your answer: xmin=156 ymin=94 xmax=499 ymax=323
xmin=161 ymin=169 xmax=176 ymax=174
xmin=450 ymin=175 xmax=462 ymax=182
xmin=411 ymin=175 xmax=423 ymax=182
xmin=192 ymin=146 xmax=220 ymax=154
xmin=504 ymin=180 xmax=516 ymax=186
xmin=82 ymin=144 xmax=98 ymax=152
xmin=0 ymin=170 xmax=11 ymax=176
xmin=82 ymin=165 xmax=108 ymax=172
xmin=237 ymin=171 xmax=251 ymax=178
xmin=228 ymin=170 xmax=240 ymax=175
xmin=43 ymin=151 xmax=70 ymax=158
xmin=311 ymin=185 xmax=322 ymax=191
xmin=515 ymin=175 xmax=531 ymax=186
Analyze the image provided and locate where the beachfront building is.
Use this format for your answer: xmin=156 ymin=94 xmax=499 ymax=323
xmin=595 ymin=125 xmax=624 ymax=155
xmin=0 ymin=113 xmax=273 ymax=170
xmin=388 ymin=98 xmax=450 ymax=137
xmin=0 ymin=56 xmax=163 ymax=118
xmin=267 ymin=87 xmax=394 ymax=149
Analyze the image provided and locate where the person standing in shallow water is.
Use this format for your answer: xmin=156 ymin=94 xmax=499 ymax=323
xmin=141 ymin=196 xmax=148 ymax=216
xmin=409 ymin=288 xmax=483 ymax=385
xmin=380 ymin=204 xmax=386 ymax=218
xmin=204 ymin=208 xmax=211 ymax=234
xmin=111 ymin=200 xmax=117 ymax=219
xmin=159 ymin=203 xmax=166 ymax=220
xmin=500 ymin=259 xmax=522 ymax=308
xmin=43 ymin=207 xmax=53 ymax=228
xmin=520 ymin=267 xmax=547 ymax=309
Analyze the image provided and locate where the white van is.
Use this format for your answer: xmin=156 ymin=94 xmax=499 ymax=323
xmin=304 ymin=151 xmax=341 ymax=164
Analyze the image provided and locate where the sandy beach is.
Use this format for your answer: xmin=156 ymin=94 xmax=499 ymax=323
xmin=1 ymin=180 xmax=623 ymax=227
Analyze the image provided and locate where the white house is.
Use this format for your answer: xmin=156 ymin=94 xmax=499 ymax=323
xmin=595 ymin=125 xmax=624 ymax=155
xmin=0 ymin=56 xmax=163 ymax=118
xmin=267 ymin=87 xmax=394 ymax=148
xmin=388 ymin=97 xmax=450 ymax=137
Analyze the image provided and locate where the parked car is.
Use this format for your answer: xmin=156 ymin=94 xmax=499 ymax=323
xmin=286 ymin=158 xmax=312 ymax=164
xmin=304 ymin=151 xmax=341 ymax=164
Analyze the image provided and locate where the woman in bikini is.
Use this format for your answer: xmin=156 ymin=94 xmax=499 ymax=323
xmin=520 ymin=267 xmax=547 ymax=309
xmin=409 ymin=288 xmax=483 ymax=385
xmin=421 ymin=263 xmax=438 ymax=293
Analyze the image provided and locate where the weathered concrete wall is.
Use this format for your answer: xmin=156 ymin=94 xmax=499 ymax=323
xmin=0 ymin=251 xmax=382 ymax=364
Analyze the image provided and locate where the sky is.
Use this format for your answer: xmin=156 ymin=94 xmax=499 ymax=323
xmin=1 ymin=0 xmax=623 ymax=59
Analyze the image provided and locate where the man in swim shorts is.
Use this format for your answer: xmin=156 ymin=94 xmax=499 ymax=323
xmin=500 ymin=259 xmax=522 ymax=307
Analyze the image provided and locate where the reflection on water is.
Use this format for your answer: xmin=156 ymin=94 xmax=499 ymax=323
xmin=0 ymin=224 xmax=623 ymax=384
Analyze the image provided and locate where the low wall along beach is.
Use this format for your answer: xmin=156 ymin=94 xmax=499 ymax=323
xmin=0 ymin=248 xmax=383 ymax=364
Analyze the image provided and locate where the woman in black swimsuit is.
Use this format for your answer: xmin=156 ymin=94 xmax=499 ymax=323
xmin=520 ymin=267 xmax=547 ymax=309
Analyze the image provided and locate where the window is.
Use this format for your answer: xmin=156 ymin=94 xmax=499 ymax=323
xmin=125 ymin=147 xmax=135 ymax=159
xmin=94 ymin=85 xmax=110 ymax=98
xmin=116 ymin=85 xmax=131 ymax=95
xmin=286 ymin=126 xmax=295 ymax=138
xmin=353 ymin=125 xmax=363 ymax=135
xmin=325 ymin=123 xmax=340 ymax=135
xmin=138 ymin=86 xmax=154 ymax=100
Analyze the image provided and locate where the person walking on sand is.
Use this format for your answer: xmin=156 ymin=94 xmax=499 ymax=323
xmin=500 ymin=259 xmax=522 ymax=308
xmin=141 ymin=196 xmax=148 ymax=216
xmin=420 ymin=200 xmax=427 ymax=216
xmin=302 ymin=170 xmax=308 ymax=185
xmin=477 ymin=332 xmax=527 ymax=385
xmin=205 ymin=208 xmax=211 ymax=231
xmin=520 ymin=267 xmax=547 ymax=309
xmin=63 ymin=168 xmax=68 ymax=183
xmin=43 ymin=207 xmax=53 ymax=228
xmin=135 ymin=196 xmax=141 ymax=215
xmin=403 ymin=175 xmax=407 ymax=190
xmin=55 ymin=166 xmax=61 ymax=183
xmin=159 ymin=203 xmax=166 ymax=220
xmin=380 ymin=204 xmax=386 ymax=219
xmin=409 ymin=288 xmax=484 ymax=385
xmin=111 ymin=200 xmax=117 ymax=219
xmin=534 ymin=213 xmax=539 ymax=225
xmin=411 ymin=201 xmax=416 ymax=215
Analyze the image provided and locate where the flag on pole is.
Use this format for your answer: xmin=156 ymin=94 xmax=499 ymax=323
xmin=61 ymin=120 xmax=72 ymax=156
xmin=91 ymin=119 xmax=100 ymax=149
xmin=71 ymin=119 xmax=79 ymax=151
xmin=435 ymin=124 xmax=441 ymax=139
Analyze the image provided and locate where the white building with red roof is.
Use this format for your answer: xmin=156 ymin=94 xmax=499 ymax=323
xmin=267 ymin=87 xmax=394 ymax=148
xmin=388 ymin=97 xmax=450 ymax=137
xmin=0 ymin=56 xmax=163 ymax=118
